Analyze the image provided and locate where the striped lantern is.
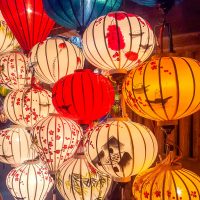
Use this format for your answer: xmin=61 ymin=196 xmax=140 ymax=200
xmin=57 ymin=156 xmax=112 ymax=200
xmin=52 ymin=69 xmax=115 ymax=125
xmin=3 ymin=87 xmax=54 ymax=127
xmin=32 ymin=114 xmax=82 ymax=174
xmin=0 ymin=52 xmax=32 ymax=90
xmin=85 ymin=118 xmax=158 ymax=181
xmin=82 ymin=11 xmax=155 ymax=73
xmin=29 ymin=36 xmax=85 ymax=84
xmin=6 ymin=161 xmax=53 ymax=200
xmin=123 ymin=56 xmax=200 ymax=121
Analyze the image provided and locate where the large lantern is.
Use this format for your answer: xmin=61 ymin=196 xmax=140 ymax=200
xmin=43 ymin=0 xmax=122 ymax=31
xmin=0 ymin=0 xmax=55 ymax=53
xmin=0 ymin=52 xmax=32 ymax=90
xmin=29 ymin=37 xmax=85 ymax=84
xmin=4 ymin=87 xmax=54 ymax=127
xmin=85 ymin=118 xmax=158 ymax=181
xmin=57 ymin=156 xmax=112 ymax=200
xmin=0 ymin=126 xmax=37 ymax=165
xmin=123 ymin=56 xmax=200 ymax=122
xmin=6 ymin=161 xmax=53 ymax=200
xmin=82 ymin=11 xmax=155 ymax=73
xmin=52 ymin=69 xmax=115 ymax=124
xmin=32 ymin=114 xmax=82 ymax=174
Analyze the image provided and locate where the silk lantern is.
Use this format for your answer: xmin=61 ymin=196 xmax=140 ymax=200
xmin=32 ymin=114 xmax=82 ymax=174
xmin=3 ymin=87 xmax=54 ymax=127
xmin=52 ymin=69 xmax=115 ymax=124
xmin=6 ymin=161 xmax=53 ymax=200
xmin=57 ymin=156 xmax=112 ymax=200
xmin=29 ymin=36 xmax=85 ymax=84
xmin=123 ymin=56 xmax=200 ymax=122
xmin=82 ymin=11 xmax=155 ymax=74
xmin=0 ymin=0 xmax=55 ymax=53
xmin=85 ymin=118 xmax=158 ymax=181
xmin=0 ymin=126 xmax=37 ymax=165
xmin=0 ymin=52 xmax=32 ymax=90
xmin=43 ymin=0 xmax=122 ymax=31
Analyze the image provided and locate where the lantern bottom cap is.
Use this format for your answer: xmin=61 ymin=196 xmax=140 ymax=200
xmin=113 ymin=176 xmax=131 ymax=183
xmin=157 ymin=120 xmax=178 ymax=126
xmin=109 ymin=69 xmax=128 ymax=75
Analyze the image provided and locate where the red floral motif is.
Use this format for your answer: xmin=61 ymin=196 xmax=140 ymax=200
xmin=167 ymin=191 xmax=172 ymax=197
xmin=56 ymin=135 xmax=61 ymax=140
xmin=144 ymin=191 xmax=149 ymax=198
xmin=191 ymin=191 xmax=197 ymax=198
xmin=108 ymin=12 xmax=136 ymax=20
xmin=54 ymin=150 xmax=60 ymax=154
xmin=77 ymin=57 xmax=81 ymax=64
xmin=59 ymin=43 xmax=67 ymax=49
xmin=155 ymin=191 xmax=161 ymax=197
xmin=49 ymin=130 xmax=54 ymax=135
xmin=125 ymin=51 xmax=138 ymax=61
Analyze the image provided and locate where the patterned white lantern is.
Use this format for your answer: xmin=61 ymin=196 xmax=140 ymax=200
xmin=32 ymin=114 xmax=82 ymax=173
xmin=29 ymin=36 xmax=85 ymax=84
xmin=57 ymin=156 xmax=112 ymax=200
xmin=83 ymin=11 xmax=155 ymax=73
xmin=3 ymin=87 xmax=54 ymax=127
xmin=6 ymin=161 xmax=53 ymax=200
xmin=85 ymin=118 xmax=158 ymax=180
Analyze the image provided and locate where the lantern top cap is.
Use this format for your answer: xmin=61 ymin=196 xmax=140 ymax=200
xmin=75 ymin=69 xmax=92 ymax=73
xmin=10 ymin=125 xmax=26 ymax=129
xmin=107 ymin=117 xmax=130 ymax=122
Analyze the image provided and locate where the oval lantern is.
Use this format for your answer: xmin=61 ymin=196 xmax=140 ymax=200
xmin=82 ymin=11 xmax=155 ymax=73
xmin=43 ymin=0 xmax=122 ymax=31
xmin=0 ymin=0 xmax=55 ymax=53
xmin=29 ymin=36 xmax=85 ymax=84
xmin=32 ymin=114 xmax=82 ymax=174
xmin=57 ymin=156 xmax=112 ymax=200
xmin=6 ymin=161 xmax=53 ymax=200
xmin=85 ymin=118 xmax=158 ymax=181
xmin=123 ymin=56 xmax=200 ymax=122
xmin=3 ymin=87 xmax=54 ymax=127
xmin=0 ymin=52 xmax=32 ymax=90
xmin=0 ymin=126 xmax=37 ymax=165
xmin=52 ymin=69 xmax=115 ymax=124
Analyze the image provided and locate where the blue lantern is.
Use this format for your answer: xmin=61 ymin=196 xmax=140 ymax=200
xmin=43 ymin=0 xmax=122 ymax=32
xmin=130 ymin=0 xmax=182 ymax=7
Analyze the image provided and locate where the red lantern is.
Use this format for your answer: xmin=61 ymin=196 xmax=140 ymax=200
xmin=52 ymin=69 xmax=114 ymax=124
xmin=0 ymin=0 xmax=55 ymax=53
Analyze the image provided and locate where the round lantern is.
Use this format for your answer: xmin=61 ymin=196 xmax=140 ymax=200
xmin=0 ymin=85 xmax=10 ymax=96
xmin=29 ymin=36 xmax=85 ymax=84
xmin=85 ymin=118 xmax=158 ymax=180
xmin=43 ymin=0 xmax=122 ymax=31
xmin=57 ymin=156 xmax=112 ymax=200
xmin=0 ymin=52 xmax=32 ymax=90
xmin=6 ymin=161 xmax=53 ymax=200
xmin=123 ymin=56 xmax=200 ymax=121
xmin=0 ymin=0 xmax=55 ymax=53
xmin=32 ymin=114 xmax=82 ymax=173
xmin=82 ymin=11 xmax=155 ymax=73
xmin=0 ymin=126 xmax=37 ymax=165
xmin=52 ymin=69 xmax=115 ymax=124
xmin=3 ymin=87 xmax=54 ymax=127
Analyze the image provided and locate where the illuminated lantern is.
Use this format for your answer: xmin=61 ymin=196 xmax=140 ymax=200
xmin=0 ymin=52 xmax=32 ymax=90
xmin=32 ymin=114 xmax=82 ymax=174
xmin=57 ymin=156 xmax=112 ymax=200
xmin=85 ymin=118 xmax=158 ymax=181
xmin=133 ymin=154 xmax=200 ymax=199
xmin=3 ymin=87 xmax=54 ymax=127
xmin=43 ymin=0 xmax=122 ymax=30
xmin=82 ymin=11 xmax=155 ymax=73
xmin=123 ymin=56 xmax=200 ymax=121
xmin=6 ymin=161 xmax=53 ymax=200
xmin=0 ymin=0 xmax=55 ymax=53
xmin=29 ymin=37 xmax=85 ymax=84
xmin=0 ymin=85 xmax=10 ymax=96
xmin=52 ymin=69 xmax=115 ymax=124
xmin=0 ymin=126 xmax=37 ymax=165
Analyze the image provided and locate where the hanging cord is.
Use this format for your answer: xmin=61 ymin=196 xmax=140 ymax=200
xmin=51 ymin=174 xmax=57 ymax=200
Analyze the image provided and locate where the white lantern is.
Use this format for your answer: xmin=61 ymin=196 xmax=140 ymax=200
xmin=3 ymin=87 xmax=54 ymax=127
xmin=57 ymin=156 xmax=112 ymax=200
xmin=85 ymin=118 xmax=158 ymax=180
xmin=32 ymin=114 xmax=82 ymax=174
xmin=29 ymin=36 xmax=85 ymax=84
xmin=0 ymin=126 xmax=37 ymax=165
xmin=82 ymin=11 xmax=155 ymax=73
xmin=6 ymin=161 xmax=53 ymax=200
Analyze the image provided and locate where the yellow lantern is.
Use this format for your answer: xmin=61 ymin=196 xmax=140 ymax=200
xmin=123 ymin=56 xmax=200 ymax=121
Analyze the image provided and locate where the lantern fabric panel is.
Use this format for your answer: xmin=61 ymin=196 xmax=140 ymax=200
xmin=123 ymin=56 xmax=200 ymax=121
xmin=6 ymin=162 xmax=53 ymax=200
xmin=57 ymin=157 xmax=112 ymax=200
xmin=82 ymin=11 xmax=155 ymax=72
xmin=29 ymin=37 xmax=85 ymax=84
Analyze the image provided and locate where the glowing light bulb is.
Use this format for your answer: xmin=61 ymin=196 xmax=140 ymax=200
xmin=27 ymin=8 xmax=33 ymax=14
xmin=177 ymin=188 xmax=182 ymax=196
